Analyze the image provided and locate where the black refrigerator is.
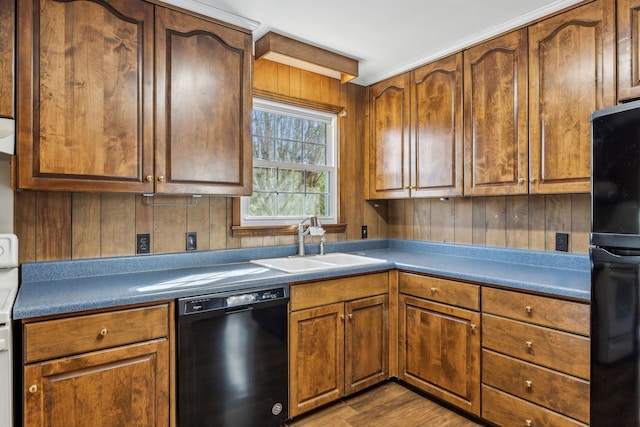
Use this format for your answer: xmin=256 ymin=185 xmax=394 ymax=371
xmin=591 ymin=99 xmax=640 ymax=426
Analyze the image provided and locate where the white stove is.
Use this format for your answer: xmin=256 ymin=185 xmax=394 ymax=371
xmin=0 ymin=234 xmax=18 ymax=427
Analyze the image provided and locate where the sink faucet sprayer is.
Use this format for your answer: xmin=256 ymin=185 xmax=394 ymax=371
xmin=298 ymin=216 xmax=325 ymax=256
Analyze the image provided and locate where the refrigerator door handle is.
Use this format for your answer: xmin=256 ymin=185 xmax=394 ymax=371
xmin=591 ymin=247 xmax=640 ymax=263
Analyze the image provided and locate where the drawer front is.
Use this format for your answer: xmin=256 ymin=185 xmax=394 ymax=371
xmin=482 ymin=350 xmax=589 ymax=423
xmin=290 ymin=272 xmax=388 ymax=311
xmin=25 ymin=304 xmax=169 ymax=362
xmin=482 ymin=385 xmax=588 ymax=427
xmin=482 ymin=314 xmax=590 ymax=379
xmin=482 ymin=287 xmax=589 ymax=336
xmin=399 ymin=272 xmax=479 ymax=310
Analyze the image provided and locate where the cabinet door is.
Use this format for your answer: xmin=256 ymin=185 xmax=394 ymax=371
xmin=155 ymin=7 xmax=252 ymax=195
xmin=528 ymin=0 xmax=615 ymax=194
xmin=399 ymin=295 xmax=481 ymax=415
xmin=345 ymin=295 xmax=389 ymax=394
xmin=0 ymin=0 xmax=14 ymax=118
xmin=23 ymin=339 xmax=169 ymax=427
xmin=289 ymin=303 xmax=345 ymax=418
xmin=368 ymin=73 xmax=411 ymax=199
xmin=464 ymin=29 xmax=528 ymax=196
xmin=618 ymin=0 xmax=640 ymax=101
xmin=411 ymin=54 xmax=463 ymax=198
xmin=17 ymin=0 xmax=155 ymax=192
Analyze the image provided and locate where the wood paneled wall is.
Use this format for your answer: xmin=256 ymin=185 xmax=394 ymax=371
xmin=387 ymin=194 xmax=590 ymax=253
xmin=13 ymin=58 xmax=590 ymax=264
xmin=14 ymin=59 xmax=389 ymax=263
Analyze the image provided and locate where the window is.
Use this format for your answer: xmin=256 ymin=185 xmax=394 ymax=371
xmin=240 ymin=98 xmax=338 ymax=226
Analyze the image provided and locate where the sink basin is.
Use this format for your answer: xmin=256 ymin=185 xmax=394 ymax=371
xmin=250 ymin=253 xmax=386 ymax=273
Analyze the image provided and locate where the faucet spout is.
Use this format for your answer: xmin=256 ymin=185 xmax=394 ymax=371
xmin=297 ymin=216 xmax=323 ymax=256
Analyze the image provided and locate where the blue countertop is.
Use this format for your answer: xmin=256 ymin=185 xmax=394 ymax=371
xmin=13 ymin=239 xmax=590 ymax=319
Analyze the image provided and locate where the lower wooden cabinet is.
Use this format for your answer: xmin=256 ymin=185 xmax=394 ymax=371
xmin=22 ymin=303 xmax=172 ymax=427
xmin=398 ymin=272 xmax=481 ymax=415
xmin=289 ymin=273 xmax=389 ymax=418
xmin=481 ymin=288 xmax=590 ymax=426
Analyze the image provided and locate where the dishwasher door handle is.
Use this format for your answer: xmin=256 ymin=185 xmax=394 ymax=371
xmin=225 ymin=305 xmax=254 ymax=314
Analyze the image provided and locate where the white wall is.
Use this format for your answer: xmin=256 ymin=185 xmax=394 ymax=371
xmin=0 ymin=159 xmax=13 ymax=233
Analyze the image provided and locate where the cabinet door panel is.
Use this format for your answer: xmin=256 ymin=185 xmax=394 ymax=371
xmin=528 ymin=0 xmax=615 ymax=194
xmin=464 ymin=29 xmax=528 ymax=196
xmin=0 ymin=0 xmax=14 ymax=118
xmin=17 ymin=0 xmax=154 ymax=192
xmin=618 ymin=0 xmax=640 ymax=100
xmin=155 ymin=7 xmax=252 ymax=195
xmin=399 ymin=295 xmax=480 ymax=415
xmin=24 ymin=339 xmax=169 ymax=427
xmin=412 ymin=54 xmax=463 ymax=197
xmin=368 ymin=74 xmax=411 ymax=199
xmin=289 ymin=303 xmax=344 ymax=418
xmin=345 ymin=295 xmax=388 ymax=394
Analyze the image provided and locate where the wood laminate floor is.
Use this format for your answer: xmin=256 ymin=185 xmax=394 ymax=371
xmin=283 ymin=381 xmax=487 ymax=427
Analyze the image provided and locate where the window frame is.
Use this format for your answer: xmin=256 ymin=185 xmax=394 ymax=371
xmin=240 ymin=97 xmax=339 ymax=227
xmin=228 ymin=88 xmax=347 ymax=238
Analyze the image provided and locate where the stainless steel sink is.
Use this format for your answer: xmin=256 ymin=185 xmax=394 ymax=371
xmin=250 ymin=253 xmax=386 ymax=273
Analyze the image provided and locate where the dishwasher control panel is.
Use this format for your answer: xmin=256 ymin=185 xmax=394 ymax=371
xmin=180 ymin=286 xmax=289 ymax=315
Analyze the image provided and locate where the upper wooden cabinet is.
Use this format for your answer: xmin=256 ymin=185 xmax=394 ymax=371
xmin=17 ymin=0 xmax=252 ymax=195
xmin=528 ymin=0 xmax=615 ymax=194
xmin=367 ymin=54 xmax=463 ymax=199
xmin=0 ymin=0 xmax=14 ymax=119
xmin=368 ymin=73 xmax=411 ymax=199
xmin=618 ymin=0 xmax=640 ymax=101
xmin=464 ymin=29 xmax=528 ymax=196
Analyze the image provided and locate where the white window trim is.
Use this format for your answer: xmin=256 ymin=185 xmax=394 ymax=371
xmin=240 ymin=98 xmax=339 ymax=226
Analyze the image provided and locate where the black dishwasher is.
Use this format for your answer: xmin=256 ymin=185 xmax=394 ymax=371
xmin=177 ymin=286 xmax=289 ymax=427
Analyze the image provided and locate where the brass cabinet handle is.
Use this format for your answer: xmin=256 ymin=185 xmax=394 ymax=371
xmin=29 ymin=384 xmax=38 ymax=394
xmin=100 ymin=328 xmax=108 ymax=337
xmin=525 ymin=340 xmax=533 ymax=349
xmin=525 ymin=420 xmax=532 ymax=427
xmin=529 ymin=177 xmax=537 ymax=183
xmin=470 ymin=324 xmax=477 ymax=331
xmin=340 ymin=314 xmax=345 ymax=320
xmin=348 ymin=313 xmax=353 ymax=319
xmin=525 ymin=380 xmax=532 ymax=388
xmin=518 ymin=178 xmax=525 ymax=184
xmin=158 ymin=176 xmax=166 ymax=183
xmin=145 ymin=175 xmax=153 ymax=182
xmin=430 ymin=287 xmax=437 ymax=294
xmin=525 ymin=305 xmax=533 ymax=313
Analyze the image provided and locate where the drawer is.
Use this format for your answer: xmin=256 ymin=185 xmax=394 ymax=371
xmin=482 ymin=314 xmax=590 ymax=379
xmin=482 ymin=350 xmax=589 ymax=423
xmin=290 ymin=272 xmax=388 ymax=311
xmin=399 ymin=272 xmax=479 ymax=310
xmin=25 ymin=304 xmax=169 ymax=363
xmin=482 ymin=287 xmax=589 ymax=336
xmin=482 ymin=385 xmax=588 ymax=427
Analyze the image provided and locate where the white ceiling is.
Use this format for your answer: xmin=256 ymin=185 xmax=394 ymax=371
xmin=163 ymin=0 xmax=584 ymax=86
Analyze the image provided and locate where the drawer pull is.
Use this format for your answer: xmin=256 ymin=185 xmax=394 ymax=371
xmin=29 ymin=384 xmax=38 ymax=394
xmin=470 ymin=324 xmax=477 ymax=331
xmin=525 ymin=340 xmax=533 ymax=349
xmin=99 ymin=328 xmax=109 ymax=337
xmin=525 ymin=420 xmax=532 ymax=427
xmin=430 ymin=287 xmax=437 ymax=294
xmin=525 ymin=305 xmax=533 ymax=313
xmin=525 ymin=380 xmax=532 ymax=388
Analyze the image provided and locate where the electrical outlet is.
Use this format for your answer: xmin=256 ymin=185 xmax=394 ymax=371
xmin=186 ymin=232 xmax=197 ymax=251
xmin=137 ymin=234 xmax=150 ymax=254
xmin=361 ymin=225 xmax=368 ymax=239
xmin=555 ymin=232 xmax=569 ymax=252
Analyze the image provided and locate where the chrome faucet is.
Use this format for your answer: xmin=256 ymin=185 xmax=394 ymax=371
xmin=298 ymin=216 xmax=324 ymax=256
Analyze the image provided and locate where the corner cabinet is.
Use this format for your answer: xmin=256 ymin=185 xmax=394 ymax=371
xmin=367 ymin=53 xmax=463 ymax=199
xmin=398 ymin=272 xmax=481 ymax=416
xmin=17 ymin=0 xmax=252 ymax=195
xmin=463 ymin=29 xmax=528 ymax=196
xmin=289 ymin=273 xmax=389 ymax=418
xmin=528 ymin=0 xmax=615 ymax=194
xmin=22 ymin=303 xmax=172 ymax=427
